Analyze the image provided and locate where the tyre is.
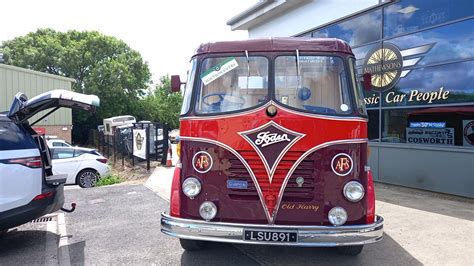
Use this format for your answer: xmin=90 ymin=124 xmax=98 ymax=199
xmin=179 ymin=239 xmax=206 ymax=251
xmin=76 ymin=169 xmax=99 ymax=188
xmin=337 ymin=245 xmax=364 ymax=256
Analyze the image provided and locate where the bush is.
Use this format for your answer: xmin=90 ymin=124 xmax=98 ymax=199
xmin=96 ymin=174 xmax=122 ymax=187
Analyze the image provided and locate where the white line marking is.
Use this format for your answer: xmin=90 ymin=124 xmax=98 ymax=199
xmin=45 ymin=215 xmax=58 ymax=265
xmin=57 ymin=213 xmax=71 ymax=266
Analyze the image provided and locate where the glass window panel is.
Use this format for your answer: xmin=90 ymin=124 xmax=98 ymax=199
xmin=368 ymin=110 xmax=380 ymax=141
xmin=196 ymin=56 xmax=269 ymax=114
xmin=388 ymin=19 xmax=474 ymax=67
xmin=383 ymin=0 xmax=474 ymax=38
xmin=180 ymin=59 xmax=197 ymax=115
xmin=380 ymin=60 xmax=474 ymax=108
xmin=312 ymin=9 xmax=382 ymax=47
xmin=382 ymin=106 xmax=474 ymax=146
xmin=274 ymin=56 xmax=352 ymax=115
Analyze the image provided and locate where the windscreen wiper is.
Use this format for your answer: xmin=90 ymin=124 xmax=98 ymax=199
xmin=295 ymin=49 xmax=301 ymax=90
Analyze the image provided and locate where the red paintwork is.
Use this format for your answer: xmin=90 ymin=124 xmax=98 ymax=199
xmin=178 ymin=105 xmax=368 ymax=224
xmin=170 ymin=167 xmax=181 ymax=217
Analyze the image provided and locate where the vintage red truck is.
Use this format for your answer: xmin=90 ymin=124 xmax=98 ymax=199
xmin=161 ymin=38 xmax=384 ymax=255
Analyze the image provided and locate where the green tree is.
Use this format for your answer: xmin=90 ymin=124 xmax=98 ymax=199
xmin=139 ymin=76 xmax=183 ymax=129
xmin=1 ymin=28 xmax=151 ymax=143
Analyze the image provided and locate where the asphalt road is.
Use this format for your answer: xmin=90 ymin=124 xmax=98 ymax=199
xmin=1 ymin=182 xmax=472 ymax=265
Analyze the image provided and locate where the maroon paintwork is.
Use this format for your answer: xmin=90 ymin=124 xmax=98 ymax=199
xmin=172 ymin=38 xmax=371 ymax=226
xmin=194 ymin=38 xmax=353 ymax=57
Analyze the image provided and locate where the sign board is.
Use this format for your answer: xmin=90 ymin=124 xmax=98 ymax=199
xmin=409 ymin=122 xmax=446 ymax=128
xmin=406 ymin=128 xmax=454 ymax=146
xmin=462 ymin=120 xmax=474 ymax=146
xmin=133 ymin=129 xmax=147 ymax=159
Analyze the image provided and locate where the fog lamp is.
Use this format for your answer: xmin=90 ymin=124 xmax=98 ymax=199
xmin=343 ymin=181 xmax=365 ymax=202
xmin=199 ymin=201 xmax=217 ymax=221
xmin=182 ymin=177 xmax=201 ymax=199
xmin=328 ymin=207 xmax=347 ymax=226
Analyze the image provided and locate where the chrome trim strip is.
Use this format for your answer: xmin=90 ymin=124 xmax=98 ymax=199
xmin=181 ymin=101 xmax=368 ymax=122
xmin=272 ymin=138 xmax=368 ymax=222
xmin=161 ymin=212 xmax=384 ymax=247
xmin=238 ymin=121 xmax=306 ymax=183
xmin=180 ymin=136 xmax=272 ymax=223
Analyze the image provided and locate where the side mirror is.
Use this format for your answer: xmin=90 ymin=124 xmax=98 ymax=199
xmin=171 ymin=75 xmax=182 ymax=93
xmin=362 ymin=73 xmax=372 ymax=91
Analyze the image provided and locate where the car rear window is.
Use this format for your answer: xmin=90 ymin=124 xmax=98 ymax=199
xmin=0 ymin=121 xmax=37 ymax=150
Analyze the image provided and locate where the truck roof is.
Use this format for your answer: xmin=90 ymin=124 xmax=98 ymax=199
xmin=193 ymin=37 xmax=352 ymax=57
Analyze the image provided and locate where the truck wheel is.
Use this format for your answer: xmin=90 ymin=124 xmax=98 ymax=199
xmin=337 ymin=245 xmax=364 ymax=255
xmin=179 ymin=239 xmax=206 ymax=251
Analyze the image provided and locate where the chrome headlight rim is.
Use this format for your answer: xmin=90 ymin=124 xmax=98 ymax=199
xmin=343 ymin=180 xmax=365 ymax=202
xmin=199 ymin=201 xmax=217 ymax=221
xmin=328 ymin=206 xmax=348 ymax=226
xmin=182 ymin=177 xmax=202 ymax=199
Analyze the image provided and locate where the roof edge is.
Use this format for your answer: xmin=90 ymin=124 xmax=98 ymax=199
xmin=0 ymin=63 xmax=76 ymax=83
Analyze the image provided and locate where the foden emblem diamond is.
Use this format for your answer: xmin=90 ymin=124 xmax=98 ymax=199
xmin=239 ymin=121 xmax=305 ymax=182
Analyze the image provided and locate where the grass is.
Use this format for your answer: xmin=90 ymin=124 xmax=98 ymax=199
xmin=96 ymin=174 xmax=123 ymax=187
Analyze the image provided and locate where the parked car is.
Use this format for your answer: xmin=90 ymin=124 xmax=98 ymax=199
xmin=0 ymin=89 xmax=99 ymax=233
xmin=47 ymin=138 xmax=73 ymax=148
xmin=50 ymin=147 xmax=110 ymax=188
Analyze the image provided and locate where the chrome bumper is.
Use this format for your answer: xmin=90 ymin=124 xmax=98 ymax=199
xmin=161 ymin=212 xmax=384 ymax=247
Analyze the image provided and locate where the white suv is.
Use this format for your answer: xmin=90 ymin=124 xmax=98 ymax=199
xmin=0 ymin=90 xmax=99 ymax=233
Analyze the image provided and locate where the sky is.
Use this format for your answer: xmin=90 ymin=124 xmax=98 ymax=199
xmin=0 ymin=0 xmax=257 ymax=84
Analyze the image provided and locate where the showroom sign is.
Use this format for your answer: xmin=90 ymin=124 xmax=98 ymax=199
xmin=406 ymin=128 xmax=454 ymax=146
xmin=463 ymin=120 xmax=474 ymax=146
xmin=362 ymin=42 xmax=455 ymax=106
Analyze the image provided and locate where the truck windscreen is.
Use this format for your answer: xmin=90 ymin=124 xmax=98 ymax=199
xmin=275 ymin=55 xmax=352 ymax=115
xmin=196 ymin=56 xmax=269 ymax=114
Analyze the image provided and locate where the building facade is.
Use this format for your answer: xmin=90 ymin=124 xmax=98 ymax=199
xmin=0 ymin=64 xmax=75 ymax=142
xmin=229 ymin=0 xmax=474 ymax=198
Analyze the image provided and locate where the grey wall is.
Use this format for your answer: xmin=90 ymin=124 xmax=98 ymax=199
xmin=369 ymin=143 xmax=474 ymax=198
xmin=0 ymin=64 xmax=74 ymax=126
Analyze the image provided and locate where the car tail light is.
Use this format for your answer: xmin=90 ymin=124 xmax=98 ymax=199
xmin=33 ymin=191 xmax=53 ymax=200
xmin=96 ymin=158 xmax=108 ymax=164
xmin=170 ymin=166 xmax=182 ymax=217
xmin=8 ymin=156 xmax=42 ymax=168
xmin=366 ymin=169 xmax=376 ymax=224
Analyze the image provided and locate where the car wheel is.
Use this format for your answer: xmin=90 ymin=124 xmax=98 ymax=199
xmin=337 ymin=245 xmax=364 ymax=256
xmin=76 ymin=169 xmax=99 ymax=188
xmin=179 ymin=239 xmax=206 ymax=251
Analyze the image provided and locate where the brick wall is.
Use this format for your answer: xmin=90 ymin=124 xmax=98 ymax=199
xmin=34 ymin=125 xmax=72 ymax=143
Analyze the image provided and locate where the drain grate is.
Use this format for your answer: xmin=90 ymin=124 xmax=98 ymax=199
xmin=31 ymin=217 xmax=53 ymax=223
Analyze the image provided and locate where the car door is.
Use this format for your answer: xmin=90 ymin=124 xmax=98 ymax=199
xmin=51 ymin=148 xmax=83 ymax=185
xmin=8 ymin=89 xmax=99 ymax=124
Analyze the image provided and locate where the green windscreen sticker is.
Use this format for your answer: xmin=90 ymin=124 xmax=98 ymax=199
xmin=200 ymin=57 xmax=239 ymax=85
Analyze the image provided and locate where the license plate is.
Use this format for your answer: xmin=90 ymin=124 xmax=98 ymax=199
xmin=244 ymin=230 xmax=297 ymax=243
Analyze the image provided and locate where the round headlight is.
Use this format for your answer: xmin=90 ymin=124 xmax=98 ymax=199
xmin=328 ymin=207 xmax=347 ymax=226
xmin=182 ymin=177 xmax=201 ymax=199
xmin=343 ymin=181 xmax=365 ymax=202
xmin=199 ymin=201 xmax=217 ymax=221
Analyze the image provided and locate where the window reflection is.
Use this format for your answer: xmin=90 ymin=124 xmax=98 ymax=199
xmin=311 ymin=9 xmax=381 ymax=47
xmin=383 ymin=0 xmax=474 ymax=37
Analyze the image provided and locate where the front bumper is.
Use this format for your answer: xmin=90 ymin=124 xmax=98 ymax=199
xmin=161 ymin=212 xmax=384 ymax=247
